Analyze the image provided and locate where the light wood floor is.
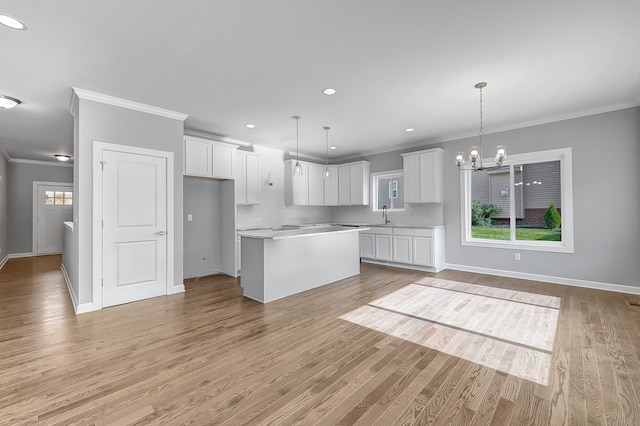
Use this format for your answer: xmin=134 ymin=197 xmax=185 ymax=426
xmin=1 ymin=256 xmax=640 ymax=425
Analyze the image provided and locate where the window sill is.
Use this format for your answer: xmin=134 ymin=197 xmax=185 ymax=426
xmin=462 ymin=238 xmax=574 ymax=253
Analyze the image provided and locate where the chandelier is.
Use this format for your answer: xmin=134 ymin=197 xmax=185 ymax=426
xmin=455 ymin=82 xmax=506 ymax=171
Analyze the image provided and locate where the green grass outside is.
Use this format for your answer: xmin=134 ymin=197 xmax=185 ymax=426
xmin=472 ymin=226 xmax=562 ymax=241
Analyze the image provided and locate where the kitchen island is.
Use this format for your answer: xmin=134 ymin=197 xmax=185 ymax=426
xmin=238 ymin=225 xmax=367 ymax=303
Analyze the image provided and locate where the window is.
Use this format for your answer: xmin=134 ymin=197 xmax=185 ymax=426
xmin=461 ymin=148 xmax=573 ymax=253
xmin=45 ymin=190 xmax=73 ymax=206
xmin=372 ymin=170 xmax=404 ymax=212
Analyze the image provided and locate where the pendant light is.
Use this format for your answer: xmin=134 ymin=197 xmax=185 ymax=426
xmin=292 ymin=115 xmax=303 ymax=176
xmin=323 ymin=126 xmax=331 ymax=179
xmin=455 ymin=82 xmax=506 ymax=171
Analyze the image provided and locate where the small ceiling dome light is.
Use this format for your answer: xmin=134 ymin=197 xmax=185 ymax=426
xmin=323 ymin=88 xmax=337 ymax=95
xmin=0 ymin=94 xmax=22 ymax=109
xmin=329 ymin=146 xmax=337 ymax=150
xmin=455 ymin=82 xmax=506 ymax=171
xmin=0 ymin=13 xmax=27 ymax=30
xmin=55 ymin=155 xmax=71 ymax=162
xmin=245 ymin=124 xmax=256 ymax=129
xmin=405 ymin=128 xmax=415 ymax=132
xmin=292 ymin=115 xmax=303 ymax=176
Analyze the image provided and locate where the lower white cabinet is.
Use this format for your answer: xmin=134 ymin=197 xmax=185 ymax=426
xmin=360 ymin=226 xmax=445 ymax=271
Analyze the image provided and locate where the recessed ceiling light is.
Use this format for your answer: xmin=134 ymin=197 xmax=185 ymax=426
xmin=329 ymin=146 xmax=337 ymax=150
xmin=54 ymin=155 xmax=71 ymax=162
xmin=245 ymin=124 xmax=256 ymax=129
xmin=323 ymin=88 xmax=337 ymax=95
xmin=405 ymin=128 xmax=415 ymax=132
xmin=0 ymin=94 xmax=22 ymax=109
xmin=0 ymin=14 xmax=27 ymax=30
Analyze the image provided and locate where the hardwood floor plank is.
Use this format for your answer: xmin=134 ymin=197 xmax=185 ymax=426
xmin=2 ymin=257 xmax=640 ymax=424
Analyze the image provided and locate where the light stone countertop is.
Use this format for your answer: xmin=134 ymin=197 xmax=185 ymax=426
xmin=238 ymin=225 xmax=369 ymax=240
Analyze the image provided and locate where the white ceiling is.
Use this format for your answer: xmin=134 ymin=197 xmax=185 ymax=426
xmin=1 ymin=1 xmax=639 ymax=162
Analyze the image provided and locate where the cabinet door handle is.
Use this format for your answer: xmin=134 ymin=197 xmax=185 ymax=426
xmin=156 ymin=231 xmax=166 ymax=236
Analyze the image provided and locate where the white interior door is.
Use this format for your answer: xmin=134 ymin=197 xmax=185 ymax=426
xmin=36 ymin=184 xmax=73 ymax=255
xmin=102 ymin=150 xmax=168 ymax=307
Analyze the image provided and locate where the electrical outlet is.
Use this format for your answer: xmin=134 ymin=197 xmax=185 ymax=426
xmin=187 ymin=214 xmax=193 ymax=222
xmin=515 ymin=252 xmax=521 ymax=261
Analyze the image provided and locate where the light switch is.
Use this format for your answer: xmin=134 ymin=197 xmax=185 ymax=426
xmin=187 ymin=214 xmax=193 ymax=222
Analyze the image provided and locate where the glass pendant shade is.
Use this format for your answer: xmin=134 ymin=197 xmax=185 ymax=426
xmin=323 ymin=126 xmax=331 ymax=179
xmin=292 ymin=115 xmax=303 ymax=176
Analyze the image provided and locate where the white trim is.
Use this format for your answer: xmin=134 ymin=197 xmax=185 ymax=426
xmin=8 ymin=252 xmax=34 ymax=258
xmin=370 ymin=169 xmax=405 ymax=213
xmin=92 ymin=141 xmax=175 ymax=310
xmin=460 ymin=148 xmax=574 ymax=253
xmin=32 ymin=181 xmax=73 ymax=256
xmin=445 ymin=263 xmax=640 ymax=296
xmin=361 ymin=258 xmax=445 ymax=273
xmin=0 ymin=254 xmax=8 ymax=270
xmin=167 ymin=285 xmax=185 ymax=295
xmin=72 ymin=88 xmax=188 ymax=121
xmin=60 ymin=264 xmax=94 ymax=314
xmin=9 ymin=158 xmax=73 ymax=167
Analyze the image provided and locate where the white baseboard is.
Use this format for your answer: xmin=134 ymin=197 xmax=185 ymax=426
xmin=0 ymin=254 xmax=8 ymax=270
xmin=168 ymin=284 xmax=185 ymax=295
xmin=444 ymin=263 xmax=640 ymax=296
xmin=9 ymin=252 xmax=34 ymax=259
xmin=61 ymin=264 xmax=94 ymax=314
xmin=361 ymin=259 xmax=444 ymax=273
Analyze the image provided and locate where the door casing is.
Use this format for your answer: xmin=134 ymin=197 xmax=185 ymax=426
xmin=92 ymin=141 xmax=175 ymax=310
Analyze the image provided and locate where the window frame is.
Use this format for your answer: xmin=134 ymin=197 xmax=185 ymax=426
xmin=460 ymin=147 xmax=574 ymax=253
xmin=371 ymin=169 xmax=405 ymax=213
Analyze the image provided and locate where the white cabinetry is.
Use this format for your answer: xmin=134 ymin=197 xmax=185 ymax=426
xmin=324 ymin=166 xmax=339 ymax=205
xmin=337 ymin=161 xmax=370 ymax=206
xmin=285 ymin=160 xmax=369 ymax=206
xmin=184 ymin=136 xmax=237 ymax=179
xmin=402 ymin=148 xmax=443 ymax=203
xmin=360 ymin=226 xmax=445 ymax=271
xmin=236 ymin=151 xmax=261 ymax=205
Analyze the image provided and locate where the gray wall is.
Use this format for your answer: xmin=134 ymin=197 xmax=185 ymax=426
xmin=74 ymin=98 xmax=184 ymax=305
xmin=183 ymin=177 xmax=223 ymax=278
xmin=439 ymin=107 xmax=639 ymax=287
xmin=7 ymin=162 xmax=73 ymax=253
xmin=330 ymin=107 xmax=640 ymax=288
xmin=0 ymin=153 xmax=7 ymax=262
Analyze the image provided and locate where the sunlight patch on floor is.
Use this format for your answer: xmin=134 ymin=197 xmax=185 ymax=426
xmin=339 ymin=278 xmax=561 ymax=385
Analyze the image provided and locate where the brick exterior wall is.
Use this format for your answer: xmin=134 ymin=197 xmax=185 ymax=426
xmin=492 ymin=208 xmax=561 ymax=227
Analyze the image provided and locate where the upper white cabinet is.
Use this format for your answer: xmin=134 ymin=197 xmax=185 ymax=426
xmin=284 ymin=160 xmax=309 ymax=206
xmin=236 ymin=151 xmax=261 ymax=205
xmin=184 ymin=136 xmax=237 ymax=179
xmin=402 ymin=148 xmax=443 ymax=203
xmin=285 ymin=160 xmax=370 ymax=207
xmin=338 ymin=161 xmax=370 ymax=206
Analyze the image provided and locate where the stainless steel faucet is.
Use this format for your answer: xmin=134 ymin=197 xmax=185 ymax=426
xmin=382 ymin=205 xmax=390 ymax=225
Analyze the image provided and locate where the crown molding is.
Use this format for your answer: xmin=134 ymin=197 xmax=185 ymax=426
xmin=71 ymin=88 xmax=188 ymax=121
xmin=8 ymin=158 xmax=73 ymax=167
xmin=184 ymin=129 xmax=251 ymax=147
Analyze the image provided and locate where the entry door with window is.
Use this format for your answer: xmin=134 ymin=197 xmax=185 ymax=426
xmin=36 ymin=184 xmax=73 ymax=254
xmin=101 ymin=149 xmax=168 ymax=307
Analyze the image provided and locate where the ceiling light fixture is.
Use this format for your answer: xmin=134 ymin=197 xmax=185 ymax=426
xmin=245 ymin=124 xmax=255 ymax=129
xmin=0 ymin=13 xmax=27 ymax=30
xmin=54 ymin=154 xmax=71 ymax=162
xmin=323 ymin=126 xmax=331 ymax=179
xmin=329 ymin=146 xmax=337 ymax=150
xmin=292 ymin=115 xmax=303 ymax=176
xmin=455 ymin=82 xmax=506 ymax=171
xmin=323 ymin=88 xmax=336 ymax=95
xmin=0 ymin=94 xmax=22 ymax=109
xmin=405 ymin=128 xmax=415 ymax=132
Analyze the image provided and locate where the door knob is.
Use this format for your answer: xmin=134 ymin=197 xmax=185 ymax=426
xmin=156 ymin=231 xmax=166 ymax=236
